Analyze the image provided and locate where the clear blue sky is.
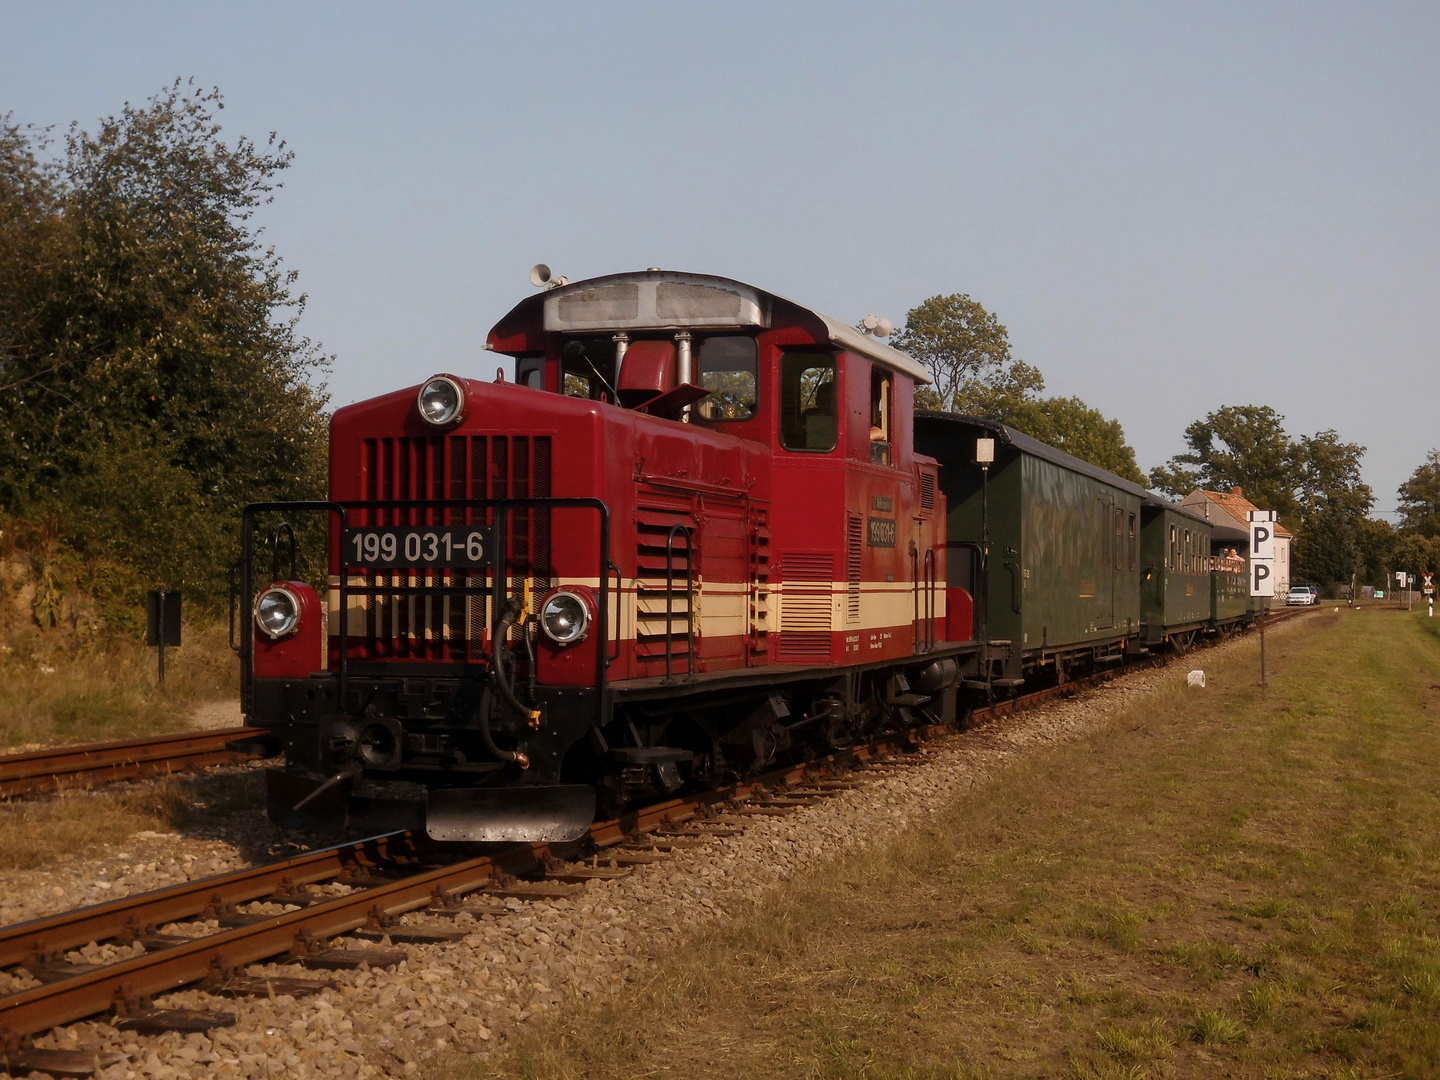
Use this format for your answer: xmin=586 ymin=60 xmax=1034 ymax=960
xmin=5 ymin=2 xmax=1436 ymax=513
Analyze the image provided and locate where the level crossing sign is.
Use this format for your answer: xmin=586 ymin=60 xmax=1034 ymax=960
xmin=1426 ymin=573 xmax=1435 ymax=597
xmin=1247 ymin=510 xmax=1277 ymax=597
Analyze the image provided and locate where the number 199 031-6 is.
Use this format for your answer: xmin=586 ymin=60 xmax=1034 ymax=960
xmin=341 ymin=526 xmax=491 ymax=568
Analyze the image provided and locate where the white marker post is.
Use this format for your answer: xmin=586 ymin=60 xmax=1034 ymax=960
xmin=1249 ymin=511 xmax=1277 ymax=687
xmin=1425 ymin=572 xmax=1434 ymax=618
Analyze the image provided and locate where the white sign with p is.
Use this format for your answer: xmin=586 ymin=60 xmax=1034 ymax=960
xmin=1248 ymin=510 xmax=1277 ymax=598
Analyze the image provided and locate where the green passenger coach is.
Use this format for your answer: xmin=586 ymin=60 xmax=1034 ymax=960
xmin=916 ymin=413 xmax=1147 ymax=678
xmin=1139 ymin=502 xmax=1214 ymax=646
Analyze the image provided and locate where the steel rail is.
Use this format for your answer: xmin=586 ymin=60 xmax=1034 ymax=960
xmin=0 ymin=728 xmax=267 ymax=800
xmin=0 ymin=831 xmax=426 ymax=971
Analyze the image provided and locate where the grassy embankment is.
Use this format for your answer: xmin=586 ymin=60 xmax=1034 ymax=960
xmin=0 ymin=622 xmax=246 ymax=870
xmin=0 ymin=620 xmax=237 ymax=750
xmin=470 ymin=609 xmax=1440 ymax=1079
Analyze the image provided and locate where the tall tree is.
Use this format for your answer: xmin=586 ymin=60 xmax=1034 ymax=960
xmin=896 ymin=294 xmax=1145 ymax=485
xmin=1397 ymin=450 xmax=1440 ymax=538
xmin=1147 ymin=405 xmax=1303 ymax=521
xmin=1292 ymin=430 xmax=1373 ymax=585
xmin=1150 ymin=406 xmax=1387 ymax=586
xmin=986 ymin=394 xmax=1145 ymax=486
xmin=892 ymin=293 xmax=1018 ymax=414
xmin=0 ymin=81 xmax=329 ymax=600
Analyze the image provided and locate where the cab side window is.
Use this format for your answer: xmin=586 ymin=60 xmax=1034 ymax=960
xmin=869 ymin=367 xmax=892 ymax=465
xmin=779 ymin=353 xmax=837 ymax=452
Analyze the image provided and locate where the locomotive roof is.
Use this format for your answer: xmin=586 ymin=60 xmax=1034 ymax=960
xmin=488 ymin=270 xmax=932 ymax=385
xmin=914 ymin=410 xmax=1213 ymax=526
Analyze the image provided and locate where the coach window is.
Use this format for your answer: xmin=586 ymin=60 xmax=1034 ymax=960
xmin=1128 ymin=514 xmax=1137 ymax=571
xmin=695 ymin=336 xmax=758 ymax=421
xmin=779 ymin=353 xmax=837 ymax=452
xmin=1169 ymin=525 xmax=1177 ymax=572
xmin=869 ymin=366 xmax=892 ymax=465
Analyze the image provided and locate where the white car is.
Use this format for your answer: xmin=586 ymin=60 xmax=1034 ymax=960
xmin=1285 ymin=586 xmax=1317 ymax=606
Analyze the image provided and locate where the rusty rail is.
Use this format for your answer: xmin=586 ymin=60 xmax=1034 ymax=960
xmin=0 ymin=727 xmax=267 ymax=800
xmin=0 ymin=735 xmax=920 ymax=1042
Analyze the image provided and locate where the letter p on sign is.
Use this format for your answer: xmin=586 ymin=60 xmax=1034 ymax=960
xmin=1248 ymin=510 xmax=1277 ymax=597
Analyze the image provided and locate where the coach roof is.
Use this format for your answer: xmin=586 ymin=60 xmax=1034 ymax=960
xmin=914 ymin=410 xmax=1211 ymax=523
xmin=488 ymin=269 xmax=932 ymax=385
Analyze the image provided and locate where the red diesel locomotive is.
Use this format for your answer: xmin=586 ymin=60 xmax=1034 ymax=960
xmin=242 ymin=270 xmax=968 ymax=842
xmin=240 ymin=268 xmax=1256 ymax=844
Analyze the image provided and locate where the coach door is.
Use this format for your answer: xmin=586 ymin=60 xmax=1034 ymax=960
xmin=1096 ymin=495 xmax=1116 ymax=629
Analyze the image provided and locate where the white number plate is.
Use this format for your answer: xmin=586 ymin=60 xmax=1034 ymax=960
xmin=342 ymin=526 xmax=492 ymax=568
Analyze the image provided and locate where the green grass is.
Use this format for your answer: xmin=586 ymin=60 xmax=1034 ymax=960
xmin=0 ymin=769 xmax=266 ymax=870
xmin=0 ymin=620 xmax=237 ymax=748
xmin=456 ymin=609 xmax=1440 ymax=1079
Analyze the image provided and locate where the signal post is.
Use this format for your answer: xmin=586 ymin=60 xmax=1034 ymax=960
xmin=1248 ymin=511 xmax=1277 ymax=687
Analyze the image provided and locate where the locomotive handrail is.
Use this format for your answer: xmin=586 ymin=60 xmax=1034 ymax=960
xmin=606 ymin=562 xmax=622 ymax=667
xmin=663 ymin=524 xmax=695 ymax=683
xmin=910 ymin=542 xmax=918 ymax=653
xmin=923 ymin=547 xmax=937 ymax=651
xmin=270 ymin=521 xmax=298 ymax=582
xmin=239 ymin=497 xmax=611 ymax=721
xmin=227 ymin=560 xmax=241 ymax=656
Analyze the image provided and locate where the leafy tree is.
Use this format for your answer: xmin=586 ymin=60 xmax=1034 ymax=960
xmin=893 ymin=293 xmax=1020 ymax=414
xmin=1393 ymin=531 xmax=1440 ymax=579
xmin=1397 ymin=450 xmax=1440 ymax=538
xmin=979 ymin=394 xmax=1145 ymax=485
xmin=1292 ymin=430 xmax=1373 ymax=585
xmin=1352 ymin=516 xmax=1397 ymax=586
xmin=0 ymin=81 xmax=329 ymax=604
xmin=897 ymin=294 xmax=1145 ymax=485
xmin=1150 ymin=406 xmax=1386 ymax=587
xmin=1147 ymin=405 xmax=1303 ymax=521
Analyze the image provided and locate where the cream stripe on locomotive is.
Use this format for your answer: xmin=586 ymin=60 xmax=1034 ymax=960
xmin=326 ymin=575 xmax=941 ymax=642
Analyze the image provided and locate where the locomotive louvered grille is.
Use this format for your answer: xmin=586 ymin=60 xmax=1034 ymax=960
xmin=920 ymin=469 xmax=936 ymax=510
xmin=846 ymin=516 xmax=862 ymax=623
xmin=634 ymin=500 xmax=695 ymax=668
xmin=349 ymin=435 xmax=552 ymax=662
xmin=781 ymin=552 xmax=833 ymax=659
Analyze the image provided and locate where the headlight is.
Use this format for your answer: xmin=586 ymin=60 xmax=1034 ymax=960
xmin=417 ymin=376 xmax=464 ymax=426
xmin=254 ymin=586 xmax=301 ymax=640
xmin=539 ymin=589 xmax=591 ymax=645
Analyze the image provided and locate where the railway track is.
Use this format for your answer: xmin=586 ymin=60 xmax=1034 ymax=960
xmin=0 ymin=611 xmax=1311 ymax=1075
xmin=0 ymin=730 xmax=934 ymax=1076
xmin=0 ymin=728 xmax=269 ymax=800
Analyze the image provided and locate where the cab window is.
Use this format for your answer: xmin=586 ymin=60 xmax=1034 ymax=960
xmin=695 ymin=336 xmax=758 ymax=421
xmin=869 ymin=367 xmax=892 ymax=465
xmin=780 ymin=353 xmax=837 ymax=452
xmin=561 ymin=338 xmax=616 ymax=400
